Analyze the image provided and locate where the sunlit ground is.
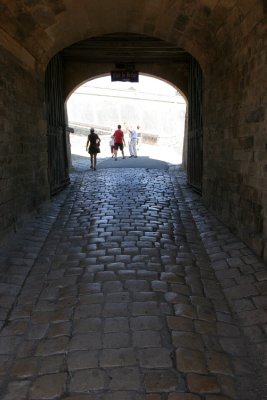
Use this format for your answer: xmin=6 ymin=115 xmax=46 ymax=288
xmin=70 ymin=133 xmax=183 ymax=165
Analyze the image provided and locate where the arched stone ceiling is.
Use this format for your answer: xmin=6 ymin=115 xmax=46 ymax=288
xmin=0 ymin=0 xmax=264 ymax=70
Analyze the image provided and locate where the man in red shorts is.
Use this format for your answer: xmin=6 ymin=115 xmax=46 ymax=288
xmin=113 ymin=124 xmax=126 ymax=161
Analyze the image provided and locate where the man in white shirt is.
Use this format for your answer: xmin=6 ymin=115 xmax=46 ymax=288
xmin=136 ymin=125 xmax=141 ymax=149
xmin=128 ymin=126 xmax=138 ymax=158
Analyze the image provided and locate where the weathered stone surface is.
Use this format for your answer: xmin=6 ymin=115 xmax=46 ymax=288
xmin=68 ymin=350 xmax=99 ymax=370
xmin=168 ymin=394 xmax=201 ymax=400
xmin=206 ymin=351 xmax=233 ymax=376
xmin=238 ymin=309 xmax=267 ymax=326
xmin=172 ymin=331 xmax=204 ymax=351
xmin=1 ymin=381 xmax=30 ymax=400
xmin=0 ymin=49 xmax=49 ymax=245
xmin=144 ymin=370 xmax=185 ymax=392
xmin=176 ymin=348 xmax=207 ymax=373
xmin=138 ymin=348 xmax=173 ymax=368
xmin=108 ymin=367 xmax=141 ymax=390
xmin=130 ymin=316 xmax=163 ymax=331
xmin=186 ymin=373 xmax=220 ymax=394
xmin=100 ymin=348 xmax=137 ymax=367
xmin=36 ymin=335 xmax=69 ymax=355
xmin=38 ymin=354 xmax=65 ymax=374
xmin=104 ymin=317 xmax=129 ymax=332
xmin=29 ymin=373 xmax=67 ymax=399
xmin=10 ymin=358 xmax=38 ymax=377
xmin=0 ymin=161 xmax=267 ymax=400
xmin=173 ymin=304 xmax=196 ymax=319
xmin=70 ymin=369 xmax=107 ymax=391
xmin=167 ymin=316 xmax=194 ymax=332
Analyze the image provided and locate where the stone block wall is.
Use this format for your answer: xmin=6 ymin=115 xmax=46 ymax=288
xmin=0 ymin=0 xmax=266 ymax=263
xmin=202 ymin=12 xmax=267 ymax=259
xmin=0 ymin=47 xmax=49 ymax=241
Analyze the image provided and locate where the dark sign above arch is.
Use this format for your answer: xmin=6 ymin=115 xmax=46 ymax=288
xmin=111 ymin=70 xmax=139 ymax=82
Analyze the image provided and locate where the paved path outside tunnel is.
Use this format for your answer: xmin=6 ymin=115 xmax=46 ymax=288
xmin=0 ymin=155 xmax=266 ymax=399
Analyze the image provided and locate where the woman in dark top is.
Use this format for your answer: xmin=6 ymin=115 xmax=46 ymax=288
xmin=86 ymin=128 xmax=101 ymax=171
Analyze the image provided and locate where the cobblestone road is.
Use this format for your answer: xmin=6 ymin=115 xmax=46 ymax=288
xmin=0 ymin=159 xmax=266 ymax=399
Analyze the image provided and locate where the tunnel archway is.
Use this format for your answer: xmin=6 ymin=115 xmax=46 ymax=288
xmin=45 ymin=32 xmax=203 ymax=194
xmin=65 ymin=73 xmax=187 ymax=167
xmin=1 ymin=3 xmax=267 ymax=397
xmin=61 ymin=32 xmax=191 ymax=101
xmin=1 ymin=1 xmax=266 ymax=258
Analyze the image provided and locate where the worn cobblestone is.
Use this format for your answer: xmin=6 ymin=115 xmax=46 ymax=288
xmin=0 ymin=165 xmax=266 ymax=399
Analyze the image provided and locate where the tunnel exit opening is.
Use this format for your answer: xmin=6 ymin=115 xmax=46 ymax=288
xmin=66 ymin=74 xmax=187 ymax=167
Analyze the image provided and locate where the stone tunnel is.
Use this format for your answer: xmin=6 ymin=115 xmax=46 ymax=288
xmin=1 ymin=0 xmax=266 ymax=260
xmin=0 ymin=1 xmax=267 ymax=399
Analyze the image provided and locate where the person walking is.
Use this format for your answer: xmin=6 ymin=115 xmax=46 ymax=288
xmin=109 ymin=134 xmax=115 ymax=158
xmin=136 ymin=125 xmax=142 ymax=150
xmin=86 ymin=128 xmax=101 ymax=170
xmin=128 ymin=126 xmax=138 ymax=158
xmin=113 ymin=124 xmax=126 ymax=161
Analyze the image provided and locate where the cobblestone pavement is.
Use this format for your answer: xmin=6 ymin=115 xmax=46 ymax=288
xmin=0 ymin=158 xmax=266 ymax=399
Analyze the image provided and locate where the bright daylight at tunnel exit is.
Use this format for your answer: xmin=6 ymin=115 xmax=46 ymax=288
xmin=67 ymin=74 xmax=187 ymax=166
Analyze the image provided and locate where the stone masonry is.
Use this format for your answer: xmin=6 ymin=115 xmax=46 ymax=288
xmin=0 ymin=46 xmax=49 ymax=242
xmin=1 ymin=1 xmax=267 ymax=262
xmin=0 ymin=158 xmax=266 ymax=399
